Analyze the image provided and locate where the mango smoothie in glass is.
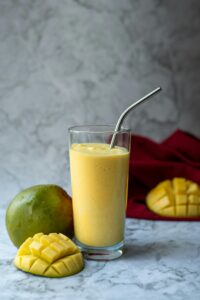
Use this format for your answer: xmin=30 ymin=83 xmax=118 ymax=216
xmin=69 ymin=125 xmax=130 ymax=260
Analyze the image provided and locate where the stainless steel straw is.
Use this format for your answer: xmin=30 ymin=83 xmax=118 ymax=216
xmin=110 ymin=87 xmax=162 ymax=149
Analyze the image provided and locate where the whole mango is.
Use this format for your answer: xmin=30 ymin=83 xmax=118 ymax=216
xmin=6 ymin=185 xmax=74 ymax=247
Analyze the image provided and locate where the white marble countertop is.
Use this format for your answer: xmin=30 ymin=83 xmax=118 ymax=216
xmin=1 ymin=209 xmax=200 ymax=300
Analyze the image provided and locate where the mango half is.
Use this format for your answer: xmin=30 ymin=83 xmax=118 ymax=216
xmin=146 ymin=178 xmax=200 ymax=217
xmin=14 ymin=233 xmax=84 ymax=277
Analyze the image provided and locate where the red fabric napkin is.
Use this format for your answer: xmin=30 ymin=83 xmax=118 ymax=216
xmin=126 ymin=129 xmax=200 ymax=221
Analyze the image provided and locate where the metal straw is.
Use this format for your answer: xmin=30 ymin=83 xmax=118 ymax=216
xmin=110 ymin=87 xmax=162 ymax=149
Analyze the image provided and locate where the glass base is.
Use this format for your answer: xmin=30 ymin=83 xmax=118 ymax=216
xmin=75 ymin=239 xmax=124 ymax=261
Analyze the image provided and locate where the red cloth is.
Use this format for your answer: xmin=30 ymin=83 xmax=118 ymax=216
xmin=126 ymin=129 xmax=200 ymax=221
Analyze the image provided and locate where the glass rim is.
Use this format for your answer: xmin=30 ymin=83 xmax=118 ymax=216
xmin=68 ymin=124 xmax=130 ymax=134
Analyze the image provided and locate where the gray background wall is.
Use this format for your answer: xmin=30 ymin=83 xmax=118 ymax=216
xmin=1 ymin=0 xmax=200 ymax=207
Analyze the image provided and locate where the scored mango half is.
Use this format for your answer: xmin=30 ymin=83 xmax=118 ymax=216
xmin=146 ymin=178 xmax=200 ymax=218
xmin=14 ymin=233 xmax=84 ymax=277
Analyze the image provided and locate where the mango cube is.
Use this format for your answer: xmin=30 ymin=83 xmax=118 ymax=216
xmin=188 ymin=205 xmax=199 ymax=217
xmin=173 ymin=178 xmax=187 ymax=194
xmin=188 ymin=195 xmax=200 ymax=204
xmin=187 ymin=182 xmax=199 ymax=194
xmin=33 ymin=233 xmax=44 ymax=242
xmin=14 ymin=233 xmax=84 ymax=277
xmin=176 ymin=194 xmax=187 ymax=205
xmin=176 ymin=205 xmax=187 ymax=216
xmin=18 ymin=237 xmax=32 ymax=256
xmin=21 ymin=255 xmax=37 ymax=271
xmin=41 ymin=246 xmax=59 ymax=263
xmin=159 ymin=206 xmax=175 ymax=217
xmin=29 ymin=241 xmax=44 ymax=256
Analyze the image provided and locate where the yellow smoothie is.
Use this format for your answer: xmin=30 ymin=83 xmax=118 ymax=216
xmin=69 ymin=143 xmax=129 ymax=247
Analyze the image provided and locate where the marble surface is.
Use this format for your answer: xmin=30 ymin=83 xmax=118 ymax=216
xmin=1 ymin=208 xmax=200 ymax=300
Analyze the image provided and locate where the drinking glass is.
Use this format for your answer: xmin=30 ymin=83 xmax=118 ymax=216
xmin=68 ymin=125 xmax=130 ymax=260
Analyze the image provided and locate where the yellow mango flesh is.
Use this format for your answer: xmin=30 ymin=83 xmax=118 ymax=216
xmin=146 ymin=178 xmax=200 ymax=218
xmin=14 ymin=233 xmax=84 ymax=277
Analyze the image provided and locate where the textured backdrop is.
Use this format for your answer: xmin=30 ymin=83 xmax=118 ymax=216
xmin=1 ymin=0 xmax=200 ymax=206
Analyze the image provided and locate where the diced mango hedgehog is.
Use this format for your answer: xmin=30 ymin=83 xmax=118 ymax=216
xmin=146 ymin=178 xmax=200 ymax=218
xmin=14 ymin=233 xmax=84 ymax=277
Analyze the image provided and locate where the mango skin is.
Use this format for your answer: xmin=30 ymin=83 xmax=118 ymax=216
xmin=6 ymin=185 xmax=74 ymax=247
xmin=14 ymin=233 xmax=84 ymax=278
xmin=146 ymin=178 xmax=200 ymax=218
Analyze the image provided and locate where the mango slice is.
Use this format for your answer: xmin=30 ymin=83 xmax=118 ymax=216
xmin=146 ymin=178 xmax=200 ymax=218
xmin=14 ymin=233 xmax=84 ymax=277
